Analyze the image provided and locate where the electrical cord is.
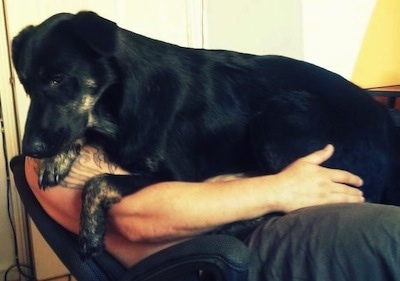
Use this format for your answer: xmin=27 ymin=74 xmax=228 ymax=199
xmin=1 ymin=116 xmax=34 ymax=281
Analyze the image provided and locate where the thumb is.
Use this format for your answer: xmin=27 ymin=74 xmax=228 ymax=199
xmin=301 ymin=144 xmax=334 ymax=165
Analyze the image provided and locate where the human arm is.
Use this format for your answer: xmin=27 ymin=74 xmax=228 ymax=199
xmin=108 ymin=144 xmax=364 ymax=243
xmin=25 ymin=150 xmax=185 ymax=268
xmin=26 ymin=144 xmax=363 ymax=266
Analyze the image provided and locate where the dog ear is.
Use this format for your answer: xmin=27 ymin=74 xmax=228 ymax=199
xmin=71 ymin=11 xmax=117 ymax=56
xmin=12 ymin=25 xmax=35 ymax=70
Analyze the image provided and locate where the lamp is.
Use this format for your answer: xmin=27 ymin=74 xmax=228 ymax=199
xmin=351 ymin=0 xmax=400 ymax=108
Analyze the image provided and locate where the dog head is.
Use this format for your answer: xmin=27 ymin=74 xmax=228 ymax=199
xmin=12 ymin=11 xmax=118 ymax=158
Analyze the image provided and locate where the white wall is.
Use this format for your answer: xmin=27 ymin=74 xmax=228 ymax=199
xmin=203 ymin=0 xmax=304 ymax=58
xmin=0 ymin=1 xmax=22 ymax=278
xmin=0 ymin=129 xmax=16 ymax=277
xmin=302 ymin=0 xmax=376 ymax=78
xmin=203 ymin=0 xmax=377 ymax=80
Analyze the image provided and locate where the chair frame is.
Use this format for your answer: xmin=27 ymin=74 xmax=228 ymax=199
xmin=10 ymin=156 xmax=250 ymax=281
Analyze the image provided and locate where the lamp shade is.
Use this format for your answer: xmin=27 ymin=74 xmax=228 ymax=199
xmin=351 ymin=0 xmax=400 ymax=89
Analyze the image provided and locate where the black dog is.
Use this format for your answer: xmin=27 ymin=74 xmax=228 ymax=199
xmin=12 ymin=11 xmax=400 ymax=257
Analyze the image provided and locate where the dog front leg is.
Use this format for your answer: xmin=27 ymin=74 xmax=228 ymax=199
xmin=39 ymin=140 xmax=84 ymax=188
xmin=79 ymin=173 xmax=162 ymax=259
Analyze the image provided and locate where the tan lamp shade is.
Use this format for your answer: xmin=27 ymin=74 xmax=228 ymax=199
xmin=351 ymin=0 xmax=400 ymax=89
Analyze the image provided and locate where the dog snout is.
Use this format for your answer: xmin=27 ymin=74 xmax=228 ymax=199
xmin=22 ymin=138 xmax=51 ymax=158
xmin=22 ymin=130 xmax=62 ymax=158
xmin=22 ymin=125 xmax=75 ymax=158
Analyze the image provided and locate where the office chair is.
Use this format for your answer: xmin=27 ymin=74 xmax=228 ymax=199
xmin=10 ymin=156 xmax=250 ymax=281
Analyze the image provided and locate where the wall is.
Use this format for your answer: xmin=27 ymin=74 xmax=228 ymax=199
xmin=302 ymin=0 xmax=376 ymax=81
xmin=0 ymin=1 xmax=26 ymax=278
xmin=0 ymin=122 xmax=16 ymax=279
xmin=203 ymin=0 xmax=304 ymax=58
xmin=204 ymin=0 xmax=377 ymax=81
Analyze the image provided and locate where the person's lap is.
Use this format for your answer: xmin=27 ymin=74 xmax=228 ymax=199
xmin=246 ymin=203 xmax=400 ymax=281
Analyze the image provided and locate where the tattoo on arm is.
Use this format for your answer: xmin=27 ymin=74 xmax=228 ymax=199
xmin=57 ymin=146 xmax=120 ymax=189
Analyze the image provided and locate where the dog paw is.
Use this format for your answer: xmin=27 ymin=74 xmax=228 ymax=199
xmin=39 ymin=142 xmax=82 ymax=188
xmin=79 ymin=176 xmax=123 ymax=259
xmin=79 ymin=233 xmax=104 ymax=259
xmin=79 ymin=200 xmax=106 ymax=259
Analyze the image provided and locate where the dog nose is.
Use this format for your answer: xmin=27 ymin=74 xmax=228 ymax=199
xmin=22 ymin=140 xmax=49 ymax=158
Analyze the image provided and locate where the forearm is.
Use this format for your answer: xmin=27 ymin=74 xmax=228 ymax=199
xmin=46 ymin=144 xmax=363 ymax=245
xmin=108 ymin=176 xmax=279 ymax=243
xmin=108 ymin=145 xmax=364 ymax=244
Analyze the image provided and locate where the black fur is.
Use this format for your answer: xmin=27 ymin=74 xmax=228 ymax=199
xmin=12 ymin=11 xmax=400 ymax=258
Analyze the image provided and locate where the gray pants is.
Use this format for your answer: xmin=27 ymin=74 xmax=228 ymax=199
xmin=245 ymin=203 xmax=400 ymax=281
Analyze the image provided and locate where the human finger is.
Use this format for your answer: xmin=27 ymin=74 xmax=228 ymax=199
xmin=328 ymin=185 xmax=365 ymax=203
xmin=330 ymin=183 xmax=364 ymax=197
xmin=299 ymin=144 xmax=335 ymax=165
xmin=328 ymin=169 xmax=363 ymax=187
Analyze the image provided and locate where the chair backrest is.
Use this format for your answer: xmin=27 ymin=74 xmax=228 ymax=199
xmin=10 ymin=156 xmax=251 ymax=281
xmin=10 ymin=156 xmax=126 ymax=280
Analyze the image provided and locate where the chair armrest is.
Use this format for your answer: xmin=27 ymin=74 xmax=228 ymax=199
xmin=10 ymin=156 xmax=126 ymax=281
xmin=388 ymin=109 xmax=400 ymax=127
xmin=122 ymin=234 xmax=250 ymax=281
xmin=10 ymin=156 xmax=250 ymax=281
xmin=367 ymin=90 xmax=400 ymax=126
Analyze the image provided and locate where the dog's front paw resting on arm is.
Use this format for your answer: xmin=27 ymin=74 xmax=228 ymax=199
xmin=39 ymin=142 xmax=83 ymax=188
xmin=79 ymin=175 xmax=123 ymax=259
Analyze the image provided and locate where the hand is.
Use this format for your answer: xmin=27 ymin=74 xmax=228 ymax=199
xmin=272 ymin=144 xmax=365 ymax=212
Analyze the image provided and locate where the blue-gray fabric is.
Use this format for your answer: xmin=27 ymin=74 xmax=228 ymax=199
xmin=245 ymin=203 xmax=400 ymax=281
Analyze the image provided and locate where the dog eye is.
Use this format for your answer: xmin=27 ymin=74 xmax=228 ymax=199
xmin=50 ymin=74 xmax=64 ymax=86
